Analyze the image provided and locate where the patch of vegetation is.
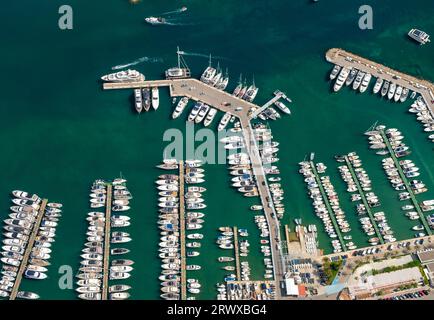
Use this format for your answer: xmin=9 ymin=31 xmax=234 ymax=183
xmin=371 ymin=260 xmax=421 ymax=275
xmin=322 ymin=258 xmax=343 ymax=285
xmin=419 ymin=266 xmax=429 ymax=286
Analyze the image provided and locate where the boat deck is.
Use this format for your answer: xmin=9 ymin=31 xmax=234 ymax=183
xmin=9 ymin=199 xmax=48 ymax=300
xmin=102 ymin=184 xmax=112 ymax=300
xmin=379 ymin=130 xmax=432 ymax=235
xmin=179 ymin=161 xmax=187 ymax=300
xmin=343 ymin=156 xmax=385 ymax=244
xmin=326 ymin=48 xmax=434 ymax=118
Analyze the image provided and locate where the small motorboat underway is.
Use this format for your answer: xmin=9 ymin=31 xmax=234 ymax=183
xmin=145 ymin=17 xmax=167 ymax=25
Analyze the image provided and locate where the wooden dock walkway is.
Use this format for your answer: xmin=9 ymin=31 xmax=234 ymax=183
xmin=343 ymin=156 xmax=385 ymax=244
xmin=379 ymin=130 xmax=432 ymax=235
xmin=233 ymin=226 xmax=241 ymax=281
xmin=326 ymin=48 xmax=434 ymax=118
xmin=101 ymin=184 xmax=112 ymax=300
xmin=179 ymin=161 xmax=187 ymax=300
xmin=309 ymin=161 xmax=347 ymax=251
xmin=9 ymin=199 xmax=47 ymax=300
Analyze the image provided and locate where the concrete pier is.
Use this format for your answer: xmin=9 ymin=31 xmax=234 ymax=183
xmin=326 ymin=48 xmax=434 ymax=118
xmin=9 ymin=199 xmax=48 ymax=300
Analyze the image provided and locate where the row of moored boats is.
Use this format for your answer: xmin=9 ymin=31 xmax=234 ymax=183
xmin=299 ymin=160 xmax=354 ymax=253
xmin=1 ymin=191 xmax=62 ymax=300
xmin=157 ymin=159 xmax=206 ymax=300
xmin=134 ymin=87 xmax=159 ymax=113
xmin=337 ymin=152 xmax=396 ymax=244
xmin=408 ymin=97 xmax=434 ymax=141
xmin=76 ymin=178 xmax=133 ymax=300
xmin=366 ymin=126 xmax=434 ymax=237
xmin=331 ymin=64 xmax=414 ymax=104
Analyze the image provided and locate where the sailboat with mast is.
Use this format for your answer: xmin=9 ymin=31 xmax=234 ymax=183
xmin=243 ymin=76 xmax=259 ymax=102
xmin=233 ymin=74 xmax=243 ymax=96
xmin=165 ymin=47 xmax=191 ymax=79
xmin=216 ymin=68 xmax=229 ymax=90
xmin=211 ymin=62 xmax=222 ymax=87
xmin=200 ymin=54 xmax=216 ymax=84
xmin=237 ymin=79 xmax=248 ymax=98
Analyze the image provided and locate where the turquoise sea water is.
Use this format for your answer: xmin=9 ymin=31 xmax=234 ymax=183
xmin=0 ymin=0 xmax=433 ymax=299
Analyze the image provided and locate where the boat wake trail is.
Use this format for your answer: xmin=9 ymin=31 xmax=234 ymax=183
xmin=160 ymin=7 xmax=187 ymax=16
xmin=111 ymin=56 xmax=163 ymax=70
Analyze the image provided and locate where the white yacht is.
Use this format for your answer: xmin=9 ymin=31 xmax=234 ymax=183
xmin=333 ymin=67 xmax=350 ymax=92
xmin=101 ymin=69 xmax=144 ymax=82
xmin=329 ymin=65 xmax=341 ymax=80
xmin=218 ymin=113 xmax=231 ymax=131
xmin=134 ymin=89 xmax=143 ymax=113
xmin=373 ymin=78 xmax=384 ymax=94
xmin=352 ymin=71 xmax=365 ymax=90
xmin=152 ymin=87 xmax=159 ymax=110
xmin=274 ymin=101 xmax=291 ymax=115
xmin=394 ymin=86 xmax=403 ymax=102
xmin=145 ymin=17 xmax=167 ymax=25
xmin=203 ymin=108 xmax=217 ymax=126
xmin=408 ymin=29 xmax=430 ymax=45
xmin=381 ymin=80 xmax=390 ymax=97
xmin=188 ymin=102 xmax=202 ymax=122
xmin=359 ymin=73 xmax=372 ymax=93
xmin=172 ymin=97 xmax=189 ymax=119
xmin=388 ymin=83 xmax=397 ymax=100
xmin=195 ymin=104 xmax=210 ymax=124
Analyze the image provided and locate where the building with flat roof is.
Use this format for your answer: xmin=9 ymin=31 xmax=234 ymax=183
xmin=417 ymin=250 xmax=434 ymax=264
xmin=348 ymin=267 xmax=424 ymax=299
xmin=284 ymin=278 xmax=299 ymax=296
